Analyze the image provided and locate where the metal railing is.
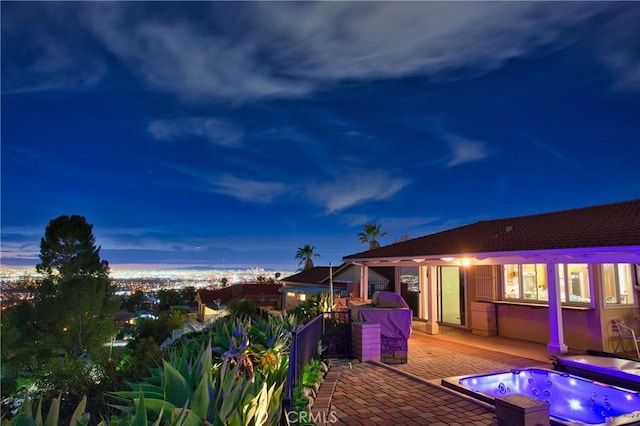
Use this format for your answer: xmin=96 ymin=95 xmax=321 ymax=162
xmin=322 ymin=309 xmax=352 ymax=359
xmin=283 ymin=313 xmax=323 ymax=415
xmin=282 ymin=310 xmax=353 ymax=419
xmin=368 ymin=280 xmax=391 ymax=299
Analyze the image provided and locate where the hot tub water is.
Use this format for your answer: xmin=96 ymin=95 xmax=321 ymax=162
xmin=442 ymin=368 xmax=640 ymax=425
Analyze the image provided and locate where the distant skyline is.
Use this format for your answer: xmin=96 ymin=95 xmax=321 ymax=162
xmin=2 ymin=2 xmax=639 ymax=271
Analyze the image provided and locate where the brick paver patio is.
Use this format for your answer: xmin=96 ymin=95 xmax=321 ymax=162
xmin=326 ymin=332 xmax=553 ymax=425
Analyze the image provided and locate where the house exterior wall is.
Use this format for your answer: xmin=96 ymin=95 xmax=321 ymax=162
xmin=495 ymin=304 xmax=550 ymax=344
xmin=199 ymin=305 xmax=218 ymax=322
xmin=470 ymin=263 xmax=638 ymax=352
xmin=284 ymin=292 xmax=302 ymax=311
xmin=494 ymin=305 xmax=605 ymax=351
xmin=335 ymin=266 xmax=390 ymax=299
xmin=334 ymin=267 xmax=360 ymax=283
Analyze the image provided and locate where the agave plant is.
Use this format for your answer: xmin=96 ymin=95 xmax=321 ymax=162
xmin=109 ymin=340 xmax=285 ymax=425
xmin=3 ymin=390 xmax=89 ymax=426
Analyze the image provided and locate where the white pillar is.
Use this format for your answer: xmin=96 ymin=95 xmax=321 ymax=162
xmin=546 ymin=262 xmax=568 ymax=354
xmin=360 ymin=266 xmax=369 ymax=301
xmin=394 ymin=267 xmax=401 ymax=294
xmin=425 ymin=265 xmax=439 ymax=334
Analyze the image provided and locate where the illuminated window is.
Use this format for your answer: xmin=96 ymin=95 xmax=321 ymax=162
xmin=602 ymin=264 xmax=635 ymax=306
xmin=502 ymin=263 xmax=591 ymax=305
xmin=502 ymin=264 xmax=547 ymax=302
xmin=557 ymin=264 xmax=591 ymax=304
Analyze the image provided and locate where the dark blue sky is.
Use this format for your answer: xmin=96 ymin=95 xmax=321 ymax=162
xmin=2 ymin=2 xmax=639 ymax=270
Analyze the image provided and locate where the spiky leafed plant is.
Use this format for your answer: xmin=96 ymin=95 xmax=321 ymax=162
xmin=3 ymin=391 xmax=90 ymax=426
xmin=109 ymin=314 xmax=292 ymax=426
xmin=358 ymin=223 xmax=387 ymax=250
xmin=294 ymin=244 xmax=319 ymax=271
xmin=109 ymin=340 xmax=284 ymax=425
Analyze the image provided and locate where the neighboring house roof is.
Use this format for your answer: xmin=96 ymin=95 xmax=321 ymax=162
xmin=344 ymin=199 xmax=640 ymax=261
xmin=197 ymin=288 xmax=225 ymax=304
xmin=282 ymin=265 xmax=393 ymax=285
xmin=281 ymin=267 xmax=333 ymax=285
xmin=196 ymin=284 xmax=282 ymax=305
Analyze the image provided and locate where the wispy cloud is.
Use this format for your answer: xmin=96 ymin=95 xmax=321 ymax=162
xmin=5 ymin=2 xmax=634 ymax=100
xmin=594 ymin=6 xmax=640 ymax=91
xmin=210 ymin=175 xmax=288 ymax=204
xmin=444 ymin=134 xmax=489 ymax=168
xmin=1 ymin=5 xmax=106 ymax=94
xmin=82 ymin=3 xmax=313 ymax=102
xmin=0 ymin=228 xmax=47 ymax=263
xmin=308 ymin=170 xmax=409 ymax=213
xmin=159 ymin=163 xmax=288 ymax=204
xmin=428 ymin=120 xmax=490 ymax=168
xmin=148 ymin=117 xmax=243 ymax=147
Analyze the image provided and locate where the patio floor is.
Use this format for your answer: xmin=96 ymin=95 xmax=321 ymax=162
xmin=324 ymin=328 xmax=555 ymax=425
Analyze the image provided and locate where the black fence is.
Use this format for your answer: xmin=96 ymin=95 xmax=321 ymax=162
xmin=322 ymin=310 xmax=352 ymax=358
xmin=368 ymin=280 xmax=391 ymax=299
xmin=283 ymin=310 xmax=352 ymax=417
xmin=284 ymin=313 xmax=324 ymax=414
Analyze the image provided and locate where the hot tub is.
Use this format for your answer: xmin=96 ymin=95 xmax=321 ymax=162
xmin=555 ymin=355 xmax=640 ymax=391
xmin=441 ymin=368 xmax=640 ymax=425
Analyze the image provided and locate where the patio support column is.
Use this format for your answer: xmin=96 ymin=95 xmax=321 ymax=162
xmin=360 ymin=265 xmax=369 ymax=301
xmin=546 ymin=262 xmax=568 ymax=354
xmin=425 ymin=265 xmax=439 ymax=334
xmin=394 ymin=267 xmax=401 ymax=295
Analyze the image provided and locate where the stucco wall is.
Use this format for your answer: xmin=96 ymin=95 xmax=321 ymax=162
xmin=496 ymin=304 xmax=550 ymax=344
xmin=496 ymin=304 xmax=604 ymax=351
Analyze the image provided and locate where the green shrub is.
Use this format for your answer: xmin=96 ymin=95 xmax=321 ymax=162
xmin=226 ymin=298 xmax=258 ymax=318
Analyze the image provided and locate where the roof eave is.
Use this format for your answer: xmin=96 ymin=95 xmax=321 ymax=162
xmin=343 ymin=246 xmax=640 ymax=266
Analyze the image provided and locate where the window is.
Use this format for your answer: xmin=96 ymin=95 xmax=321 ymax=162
xmin=602 ymin=264 xmax=635 ymax=306
xmin=502 ymin=264 xmax=547 ymax=302
xmin=502 ymin=263 xmax=591 ymax=305
xmin=557 ymin=264 xmax=591 ymax=304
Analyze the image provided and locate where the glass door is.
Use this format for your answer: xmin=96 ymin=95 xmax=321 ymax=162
xmin=439 ymin=266 xmax=465 ymax=326
xmin=400 ymin=266 xmax=420 ymax=319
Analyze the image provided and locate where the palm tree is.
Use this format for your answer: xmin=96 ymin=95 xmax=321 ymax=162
xmin=358 ymin=223 xmax=387 ymax=250
xmin=295 ymin=244 xmax=320 ymax=271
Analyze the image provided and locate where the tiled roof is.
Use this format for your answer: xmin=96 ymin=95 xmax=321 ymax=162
xmin=197 ymin=284 xmax=282 ymax=304
xmin=282 ymin=265 xmax=396 ymax=284
xmin=344 ymin=199 xmax=640 ymax=260
xmin=281 ymin=267 xmax=332 ymax=284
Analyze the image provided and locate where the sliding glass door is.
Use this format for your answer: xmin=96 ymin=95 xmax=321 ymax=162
xmin=439 ymin=266 xmax=465 ymax=326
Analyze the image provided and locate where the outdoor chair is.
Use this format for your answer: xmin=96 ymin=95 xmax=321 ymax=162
xmin=610 ymin=319 xmax=640 ymax=359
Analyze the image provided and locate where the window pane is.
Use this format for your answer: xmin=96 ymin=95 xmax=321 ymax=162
xmin=602 ymin=263 xmax=633 ymax=305
xmin=521 ymin=264 xmax=536 ymax=300
xmin=504 ymin=264 xmax=519 ymax=299
xmin=557 ymin=265 xmax=566 ymax=303
xmin=603 ymin=264 xmax=616 ymax=303
xmin=567 ymin=264 xmax=590 ymax=303
xmin=536 ymin=264 xmax=548 ymax=301
xmin=618 ymin=264 xmax=634 ymax=305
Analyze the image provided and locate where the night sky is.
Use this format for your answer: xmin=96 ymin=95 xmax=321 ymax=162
xmin=2 ymin=2 xmax=639 ymax=270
